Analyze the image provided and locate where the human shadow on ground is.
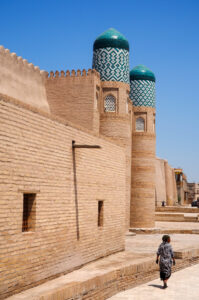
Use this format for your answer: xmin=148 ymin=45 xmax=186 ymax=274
xmin=148 ymin=284 xmax=163 ymax=289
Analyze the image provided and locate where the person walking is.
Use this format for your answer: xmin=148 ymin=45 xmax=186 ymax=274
xmin=156 ymin=235 xmax=175 ymax=289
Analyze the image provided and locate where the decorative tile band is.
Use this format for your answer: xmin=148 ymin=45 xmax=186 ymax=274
xmin=130 ymin=80 xmax=156 ymax=107
xmin=92 ymin=47 xmax=129 ymax=83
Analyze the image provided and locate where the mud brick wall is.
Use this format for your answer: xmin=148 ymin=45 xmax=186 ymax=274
xmin=45 ymin=69 xmax=100 ymax=133
xmin=0 ymin=46 xmax=49 ymax=113
xmin=155 ymin=158 xmax=167 ymax=206
xmin=0 ymin=96 xmax=126 ymax=299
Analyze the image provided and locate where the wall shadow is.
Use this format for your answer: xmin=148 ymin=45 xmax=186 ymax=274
xmin=72 ymin=144 xmax=80 ymax=240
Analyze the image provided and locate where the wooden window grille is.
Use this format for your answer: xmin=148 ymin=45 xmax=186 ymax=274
xmin=104 ymin=95 xmax=116 ymax=112
xmin=98 ymin=201 xmax=104 ymax=227
xmin=22 ymin=193 xmax=36 ymax=232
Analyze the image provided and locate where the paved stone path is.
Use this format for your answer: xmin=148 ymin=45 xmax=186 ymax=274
xmin=125 ymin=232 xmax=199 ymax=255
xmin=108 ymin=263 xmax=199 ymax=300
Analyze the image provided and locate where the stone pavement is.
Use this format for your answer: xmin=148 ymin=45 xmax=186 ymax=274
xmin=108 ymin=263 xmax=199 ymax=300
xmin=125 ymin=231 xmax=199 ymax=255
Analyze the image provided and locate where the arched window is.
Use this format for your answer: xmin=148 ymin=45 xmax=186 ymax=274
xmin=104 ymin=95 xmax=116 ymax=112
xmin=136 ymin=117 xmax=145 ymax=131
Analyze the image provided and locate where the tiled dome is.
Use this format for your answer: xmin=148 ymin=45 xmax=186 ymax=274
xmin=93 ymin=28 xmax=129 ymax=51
xmin=130 ymin=65 xmax=155 ymax=82
xmin=130 ymin=65 xmax=156 ymax=107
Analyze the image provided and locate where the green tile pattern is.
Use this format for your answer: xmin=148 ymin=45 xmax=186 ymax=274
xmin=130 ymin=80 xmax=156 ymax=107
xmin=93 ymin=28 xmax=129 ymax=51
xmin=93 ymin=47 xmax=129 ymax=83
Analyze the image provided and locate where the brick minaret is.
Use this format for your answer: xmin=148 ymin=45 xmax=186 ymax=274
xmin=130 ymin=65 xmax=156 ymax=228
xmin=93 ymin=28 xmax=132 ymax=228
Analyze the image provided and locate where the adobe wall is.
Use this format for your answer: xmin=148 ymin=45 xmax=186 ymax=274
xmin=164 ymin=160 xmax=177 ymax=206
xmin=45 ymin=69 xmax=100 ymax=133
xmin=155 ymin=158 xmax=167 ymax=206
xmin=155 ymin=159 xmax=177 ymax=206
xmin=0 ymin=46 xmax=50 ymax=113
xmin=99 ymin=81 xmax=132 ymax=229
xmin=130 ymin=107 xmax=156 ymax=228
xmin=0 ymin=96 xmax=126 ymax=299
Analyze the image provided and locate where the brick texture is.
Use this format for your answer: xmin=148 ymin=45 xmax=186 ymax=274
xmin=0 ymin=46 xmax=49 ymax=113
xmin=45 ymin=69 xmax=100 ymax=133
xmin=0 ymin=96 xmax=126 ymax=299
xmin=130 ymin=107 xmax=156 ymax=228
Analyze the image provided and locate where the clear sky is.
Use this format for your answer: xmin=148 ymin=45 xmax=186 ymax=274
xmin=0 ymin=0 xmax=199 ymax=182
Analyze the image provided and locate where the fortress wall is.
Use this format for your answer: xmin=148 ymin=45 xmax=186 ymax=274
xmin=45 ymin=69 xmax=100 ymax=133
xmin=131 ymin=133 xmax=156 ymax=228
xmin=155 ymin=158 xmax=167 ymax=206
xmin=155 ymin=159 xmax=177 ymax=207
xmin=172 ymin=168 xmax=178 ymax=204
xmin=99 ymin=81 xmax=131 ymax=228
xmin=100 ymin=114 xmax=132 ymax=228
xmin=164 ymin=160 xmax=176 ymax=206
xmin=0 ymin=96 xmax=126 ymax=299
xmin=0 ymin=46 xmax=50 ymax=113
xmin=130 ymin=106 xmax=156 ymax=228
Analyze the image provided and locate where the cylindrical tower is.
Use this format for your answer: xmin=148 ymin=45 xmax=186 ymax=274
xmin=93 ymin=28 xmax=132 ymax=229
xmin=130 ymin=65 xmax=156 ymax=228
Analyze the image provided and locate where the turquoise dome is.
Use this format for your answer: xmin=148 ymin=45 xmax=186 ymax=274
xmin=93 ymin=28 xmax=129 ymax=51
xmin=130 ymin=65 xmax=155 ymax=82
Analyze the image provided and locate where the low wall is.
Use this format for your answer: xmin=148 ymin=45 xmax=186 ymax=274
xmin=156 ymin=206 xmax=199 ymax=213
xmin=155 ymin=213 xmax=199 ymax=222
xmin=6 ymin=248 xmax=199 ymax=300
xmin=0 ymin=96 xmax=126 ymax=299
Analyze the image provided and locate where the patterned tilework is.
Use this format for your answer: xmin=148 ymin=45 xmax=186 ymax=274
xmin=93 ymin=47 xmax=129 ymax=83
xmin=130 ymin=80 xmax=156 ymax=107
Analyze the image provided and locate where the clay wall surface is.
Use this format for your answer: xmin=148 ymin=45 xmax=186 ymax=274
xmin=99 ymin=81 xmax=131 ymax=228
xmin=0 ymin=96 xmax=126 ymax=299
xmin=45 ymin=69 xmax=100 ymax=133
xmin=155 ymin=159 xmax=177 ymax=207
xmin=155 ymin=158 xmax=167 ymax=206
xmin=131 ymin=133 xmax=156 ymax=228
xmin=164 ymin=161 xmax=178 ymax=206
xmin=172 ymin=168 xmax=178 ymax=204
xmin=131 ymin=107 xmax=156 ymax=228
xmin=0 ymin=46 xmax=49 ymax=113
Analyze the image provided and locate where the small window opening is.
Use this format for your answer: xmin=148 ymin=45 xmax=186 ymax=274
xmin=153 ymin=119 xmax=155 ymax=132
xmin=126 ymin=99 xmax=129 ymax=114
xmin=95 ymin=92 xmax=99 ymax=109
xmin=22 ymin=193 xmax=36 ymax=232
xmin=104 ymin=95 xmax=116 ymax=112
xmin=98 ymin=201 xmax=104 ymax=227
xmin=136 ymin=117 xmax=145 ymax=132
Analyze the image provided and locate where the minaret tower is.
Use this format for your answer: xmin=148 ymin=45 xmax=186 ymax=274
xmin=130 ymin=65 xmax=156 ymax=228
xmin=93 ymin=28 xmax=132 ymax=228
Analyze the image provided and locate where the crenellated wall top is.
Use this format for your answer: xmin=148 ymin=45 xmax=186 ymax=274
xmin=0 ymin=45 xmax=50 ymax=113
xmin=0 ymin=45 xmax=47 ymax=77
xmin=46 ymin=68 xmax=101 ymax=79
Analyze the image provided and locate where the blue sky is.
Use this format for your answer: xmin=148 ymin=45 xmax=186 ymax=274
xmin=0 ymin=0 xmax=199 ymax=182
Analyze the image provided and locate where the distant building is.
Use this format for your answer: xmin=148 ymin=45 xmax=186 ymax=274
xmin=187 ymin=182 xmax=199 ymax=202
xmin=174 ymin=168 xmax=196 ymax=205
